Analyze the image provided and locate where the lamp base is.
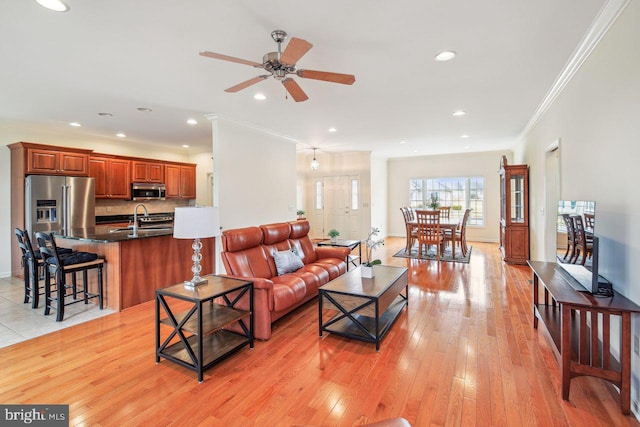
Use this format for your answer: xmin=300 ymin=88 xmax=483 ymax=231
xmin=183 ymin=277 xmax=209 ymax=289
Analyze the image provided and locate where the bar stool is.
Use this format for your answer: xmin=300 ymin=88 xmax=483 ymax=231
xmin=35 ymin=232 xmax=105 ymax=321
xmin=14 ymin=228 xmax=72 ymax=309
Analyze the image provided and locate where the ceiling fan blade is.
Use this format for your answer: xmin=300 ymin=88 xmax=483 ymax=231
xmin=199 ymin=51 xmax=262 ymax=68
xmin=225 ymin=75 xmax=270 ymax=93
xmin=282 ymin=78 xmax=309 ymax=102
xmin=280 ymin=37 xmax=313 ymax=65
xmin=296 ymin=69 xmax=356 ymax=85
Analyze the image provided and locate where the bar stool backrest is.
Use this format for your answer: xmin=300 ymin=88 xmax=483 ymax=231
xmin=34 ymin=232 xmax=60 ymax=266
xmin=15 ymin=228 xmax=37 ymax=264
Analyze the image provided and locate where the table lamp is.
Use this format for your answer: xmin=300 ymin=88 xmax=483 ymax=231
xmin=173 ymin=206 xmax=220 ymax=288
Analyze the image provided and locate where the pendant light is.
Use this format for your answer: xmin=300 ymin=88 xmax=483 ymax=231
xmin=310 ymin=148 xmax=320 ymax=171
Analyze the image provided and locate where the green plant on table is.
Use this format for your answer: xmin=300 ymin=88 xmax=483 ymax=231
xmin=428 ymin=193 xmax=440 ymax=209
xmin=364 ymin=227 xmax=385 ymax=267
xmin=297 ymin=209 xmax=306 ymax=217
xmin=328 ymin=229 xmax=340 ymax=239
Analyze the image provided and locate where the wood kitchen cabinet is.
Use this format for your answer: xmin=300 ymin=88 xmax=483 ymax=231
xmin=499 ymin=155 xmax=529 ymax=264
xmin=132 ymin=160 xmax=164 ymax=183
xmin=25 ymin=145 xmax=90 ymax=176
xmin=165 ymin=163 xmax=196 ymax=199
xmin=89 ymin=156 xmax=131 ymax=199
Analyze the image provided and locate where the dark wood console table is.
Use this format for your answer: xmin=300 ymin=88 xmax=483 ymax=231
xmin=528 ymin=261 xmax=640 ymax=414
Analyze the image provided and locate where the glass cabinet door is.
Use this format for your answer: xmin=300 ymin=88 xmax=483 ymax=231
xmin=510 ymin=174 xmax=524 ymax=223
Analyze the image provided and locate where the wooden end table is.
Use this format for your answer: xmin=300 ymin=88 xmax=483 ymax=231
xmin=528 ymin=261 xmax=640 ymax=414
xmin=155 ymin=275 xmax=253 ymax=382
xmin=317 ymin=239 xmax=362 ymax=270
xmin=319 ymin=265 xmax=408 ymax=351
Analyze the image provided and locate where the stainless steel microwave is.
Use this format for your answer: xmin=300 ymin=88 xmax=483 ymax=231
xmin=131 ymin=183 xmax=166 ymax=201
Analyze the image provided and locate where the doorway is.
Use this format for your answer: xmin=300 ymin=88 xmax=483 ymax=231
xmin=544 ymin=140 xmax=560 ymax=261
xmin=311 ymin=175 xmax=361 ymax=240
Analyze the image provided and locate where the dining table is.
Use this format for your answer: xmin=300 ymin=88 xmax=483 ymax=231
xmin=406 ymin=218 xmax=461 ymax=258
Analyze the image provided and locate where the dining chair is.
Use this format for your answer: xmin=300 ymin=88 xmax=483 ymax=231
xmin=438 ymin=206 xmax=451 ymax=220
xmin=415 ymin=210 xmax=444 ymax=261
xmin=572 ymin=215 xmax=593 ymax=266
xmin=400 ymin=207 xmax=417 ymax=253
xmin=560 ymin=214 xmax=577 ymax=262
xmin=35 ymin=232 xmax=105 ymax=321
xmin=584 ymin=213 xmax=595 ymax=230
xmin=442 ymin=208 xmax=472 ymax=257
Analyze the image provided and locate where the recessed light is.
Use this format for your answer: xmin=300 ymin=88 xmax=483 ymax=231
xmin=435 ymin=51 xmax=456 ymax=62
xmin=461 ymin=134 xmax=469 ymax=138
xmin=116 ymin=133 xmax=126 ymax=138
xmin=98 ymin=112 xmax=113 ymax=117
xmin=452 ymin=110 xmax=466 ymax=116
xmin=182 ymin=144 xmax=190 ymax=148
xmin=137 ymin=107 xmax=153 ymax=112
xmin=254 ymin=93 xmax=266 ymax=100
xmin=36 ymin=0 xmax=69 ymax=12
xmin=69 ymin=122 xmax=81 ymax=127
xmin=328 ymin=127 xmax=337 ymax=133
xmin=186 ymin=118 xmax=198 ymax=125
xmin=399 ymin=141 xmax=406 ymax=144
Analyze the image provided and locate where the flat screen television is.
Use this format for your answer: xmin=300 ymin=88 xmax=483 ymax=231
xmin=555 ymin=200 xmax=612 ymax=296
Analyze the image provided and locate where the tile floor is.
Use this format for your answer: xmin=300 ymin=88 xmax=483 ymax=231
xmin=0 ymin=275 xmax=115 ymax=349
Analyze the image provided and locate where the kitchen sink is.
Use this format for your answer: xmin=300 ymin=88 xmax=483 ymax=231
xmin=109 ymin=226 xmax=173 ymax=233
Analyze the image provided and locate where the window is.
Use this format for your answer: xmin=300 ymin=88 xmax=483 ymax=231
xmin=315 ymin=181 xmax=323 ymax=209
xmin=351 ymin=179 xmax=359 ymax=210
xmin=409 ymin=176 xmax=485 ymax=225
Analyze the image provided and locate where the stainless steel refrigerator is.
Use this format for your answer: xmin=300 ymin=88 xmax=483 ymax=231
xmin=25 ymin=175 xmax=96 ymax=239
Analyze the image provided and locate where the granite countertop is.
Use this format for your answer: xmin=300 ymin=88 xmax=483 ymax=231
xmin=56 ymin=226 xmax=174 ymax=243
xmin=95 ymin=212 xmax=174 ymax=225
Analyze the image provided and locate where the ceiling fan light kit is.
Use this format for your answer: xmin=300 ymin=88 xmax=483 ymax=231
xmin=199 ymin=30 xmax=355 ymax=102
xmin=310 ymin=148 xmax=320 ymax=171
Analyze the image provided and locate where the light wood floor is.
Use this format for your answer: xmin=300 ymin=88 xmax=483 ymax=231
xmin=2 ymin=239 xmax=638 ymax=426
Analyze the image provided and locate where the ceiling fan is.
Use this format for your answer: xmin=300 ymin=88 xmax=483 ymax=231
xmin=199 ymin=30 xmax=356 ymax=102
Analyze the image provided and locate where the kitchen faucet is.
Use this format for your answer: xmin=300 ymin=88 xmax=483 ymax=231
xmin=130 ymin=203 xmax=149 ymax=237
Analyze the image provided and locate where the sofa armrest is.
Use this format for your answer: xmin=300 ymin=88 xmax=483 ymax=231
xmin=218 ymin=274 xmax=274 ymax=291
xmin=316 ymin=246 xmax=350 ymax=260
xmin=218 ymin=275 xmax=274 ymax=312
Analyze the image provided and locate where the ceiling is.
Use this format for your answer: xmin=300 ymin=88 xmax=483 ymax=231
xmin=1 ymin=0 xmax=608 ymax=158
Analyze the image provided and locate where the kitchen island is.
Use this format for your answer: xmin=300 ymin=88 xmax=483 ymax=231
xmin=55 ymin=227 xmax=215 ymax=311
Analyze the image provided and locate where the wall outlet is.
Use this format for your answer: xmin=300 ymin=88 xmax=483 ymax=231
xmin=634 ymin=335 xmax=639 ymax=355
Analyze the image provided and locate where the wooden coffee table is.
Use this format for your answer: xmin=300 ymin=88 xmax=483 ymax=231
xmin=318 ymin=265 xmax=408 ymax=351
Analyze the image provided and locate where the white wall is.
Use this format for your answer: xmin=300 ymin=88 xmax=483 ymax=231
xmin=521 ymin=0 xmax=640 ymax=416
xmin=212 ymin=117 xmax=297 ymax=230
xmin=371 ymin=154 xmax=388 ymax=237
xmin=0 ymin=146 xmax=11 ymax=276
xmin=191 ymin=152 xmax=214 ymax=206
xmin=387 ymin=150 xmax=512 ymax=242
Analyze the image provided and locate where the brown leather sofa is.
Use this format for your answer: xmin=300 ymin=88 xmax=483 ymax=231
xmin=220 ymin=220 xmax=350 ymax=340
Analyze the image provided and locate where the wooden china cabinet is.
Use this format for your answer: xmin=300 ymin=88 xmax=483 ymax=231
xmin=499 ymin=156 xmax=529 ymax=264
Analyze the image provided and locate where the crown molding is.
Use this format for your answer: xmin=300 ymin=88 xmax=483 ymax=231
xmin=520 ymin=0 xmax=630 ymax=137
xmin=204 ymin=113 xmax=302 ymax=145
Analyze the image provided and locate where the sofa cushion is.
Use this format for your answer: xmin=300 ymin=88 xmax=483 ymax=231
xmin=289 ymin=236 xmax=318 ymax=264
xmin=222 ymin=226 xmax=263 ymax=252
xmin=271 ymin=275 xmax=307 ymax=311
xmin=261 ymin=222 xmax=291 ymax=244
xmin=223 ymin=246 xmax=274 ymax=278
xmin=273 ymin=248 xmax=304 ymax=275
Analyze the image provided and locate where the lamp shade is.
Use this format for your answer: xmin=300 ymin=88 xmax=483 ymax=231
xmin=173 ymin=206 xmax=220 ymax=239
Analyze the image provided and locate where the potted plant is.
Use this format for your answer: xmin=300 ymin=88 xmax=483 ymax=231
xmin=297 ymin=209 xmax=306 ymax=219
xmin=428 ymin=193 xmax=440 ymax=209
xmin=328 ymin=229 xmax=340 ymax=243
xmin=362 ymin=227 xmax=385 ymax=278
